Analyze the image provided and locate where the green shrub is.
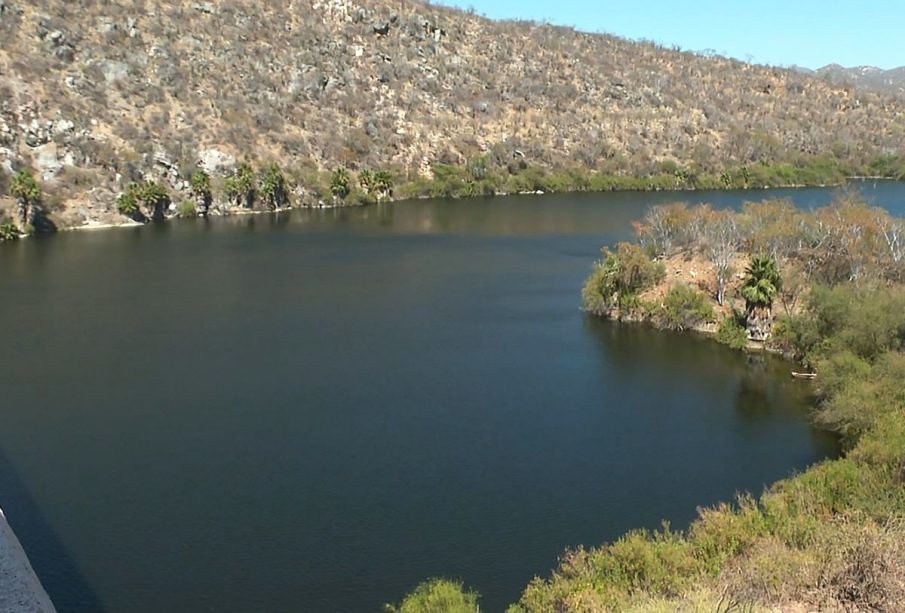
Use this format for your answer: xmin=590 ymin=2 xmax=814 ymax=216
xmin=177 ymin=201 xmax=198 ymax=218
xmin=818 ymin=351 xmax=905 ymax=445
xmin=386 ymin=579 xmax=479 ymax=613
xmin=716 ymin=313 xmax=749 ymax=350
xmin=656 ymin=284 xmax=714 ymax=331
xmin=582 ymin=243 xmax=665 ymax=316
xmin=117 ymin=186 xmax=140 ymax=217
xmin=770 ymin=314 xmax=821 ymax=362
xmin=0 ymin=222 xmax=20 ymax=241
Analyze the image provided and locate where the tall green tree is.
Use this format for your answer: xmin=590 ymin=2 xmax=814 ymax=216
xmin=741 ymin=255 xmax=783 ymax=341
xmin=10 ymin=170 xmax=41 ymax=232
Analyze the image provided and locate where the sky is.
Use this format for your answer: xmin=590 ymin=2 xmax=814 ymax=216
xmin=436 ymin=1 xmax=904 ymax=70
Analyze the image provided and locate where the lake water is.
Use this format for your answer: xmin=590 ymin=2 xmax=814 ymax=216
xmin=0 ymin=182 xmax=901 ymax=612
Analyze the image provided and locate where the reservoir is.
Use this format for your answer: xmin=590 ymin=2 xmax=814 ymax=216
xmin=1 ymin=182 xmax=900 ymax=612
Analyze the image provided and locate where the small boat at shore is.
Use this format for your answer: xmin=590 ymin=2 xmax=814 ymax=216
xmin=791 ymin=372 xmax=817 ymax=380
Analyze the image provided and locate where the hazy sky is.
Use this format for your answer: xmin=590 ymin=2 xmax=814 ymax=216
xmin=436 ymin=1 xmax=903 ymax=69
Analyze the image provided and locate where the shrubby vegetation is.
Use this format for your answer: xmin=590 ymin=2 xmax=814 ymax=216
xmin=582 ymin=243 xmax=665 ymax=318
xmin=11 ymin=170 xmax=41 ymax=233
xmin=116 ymin=180 xmax=170 ymax=221
xmin=225 ymin=163 xmax=257 ymax=209
xmin=506 ymin=195 xmax=905 ymax=611
xmin=384 ymin=579 xmax=480 ymax=613
xmin=0 ymin=221 xmax=20 ymax=241
xmin=401 ymin=194 xmax=905 ymax=612
xmin=715 ymin=313 xmax=749 ymax=350
xmin=654 ymin=284 xmax=714 ymax=331
xmin=259 ymin=163 xmax=289 ymax=211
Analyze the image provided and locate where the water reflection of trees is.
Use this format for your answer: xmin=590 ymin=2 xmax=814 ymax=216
xmin=584 ymin=315 xmax=815 ymax=425
xmin=735 ymin=354 xmax=775 ymax=420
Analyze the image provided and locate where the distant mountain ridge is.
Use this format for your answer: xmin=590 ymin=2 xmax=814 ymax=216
xmin=797 ymin=64 xmax=905 ymax=94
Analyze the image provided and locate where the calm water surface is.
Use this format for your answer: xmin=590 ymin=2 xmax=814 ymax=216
xmin=1 ymin=183 xmax=901 ymax=612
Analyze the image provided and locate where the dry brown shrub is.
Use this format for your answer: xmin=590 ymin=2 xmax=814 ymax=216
xmin=722 ymin=537 xmax=817 ymax=607
xmin=814 ymin=519 xmax=905 ymax=612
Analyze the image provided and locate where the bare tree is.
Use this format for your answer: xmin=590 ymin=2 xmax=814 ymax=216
xmin=704 ymin=212 xmax=740 ymax=306
xmin=879 ymin=215 xmax=905 ymax=280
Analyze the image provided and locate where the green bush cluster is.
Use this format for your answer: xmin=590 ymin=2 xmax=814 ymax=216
xmin=581 ymin=243 xmax=665 ymax=316
xmin=391 ymin=154 xmax=865 ymax=202
xmin=508 ymin=281 xmax=905 ymax=612
xmin=259 ymin=163 xmax=289 ymax=210
xmin=177 ymin=201 xmax=198 ymax=218
xmin=716 ymin=313 xmax=749 ymax=349
xmin=0 ymin=221 xmax=20 ymax=241
xmin=654 ymin=284 xmax=714 ymax=331
xmin=117 ymin=180 xmax=170 ymax=220
xmin=225 ymin=162 xmax=257 ymax=208
xmin=385 ymin=579 xmax=480 ymax=613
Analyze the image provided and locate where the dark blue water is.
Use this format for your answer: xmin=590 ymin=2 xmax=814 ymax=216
xmin=0 ymin=183 xmax=898 ymax=612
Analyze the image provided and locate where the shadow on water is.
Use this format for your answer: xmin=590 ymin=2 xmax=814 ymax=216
xmin=32 ymin=209 xmax=58 ymax=234
xmin=583 ymin=314 xmax=841 ymax=456
xmin=0 ymin=445 xmax=104 ymax=612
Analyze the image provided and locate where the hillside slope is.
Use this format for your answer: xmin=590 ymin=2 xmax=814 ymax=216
xmin=1 ymin=0 xmax=905 ymax=228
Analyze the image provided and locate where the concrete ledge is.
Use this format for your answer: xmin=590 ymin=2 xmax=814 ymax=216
xmin=0 ymin=507 xmax=56 ymax=612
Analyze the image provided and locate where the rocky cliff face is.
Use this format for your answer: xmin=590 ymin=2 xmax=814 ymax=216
xmin=1 ymin=0 xmax=904 ymax=228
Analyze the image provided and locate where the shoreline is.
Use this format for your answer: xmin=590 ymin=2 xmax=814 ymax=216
xmin=49 ymin=176 xmax=898 ymax=237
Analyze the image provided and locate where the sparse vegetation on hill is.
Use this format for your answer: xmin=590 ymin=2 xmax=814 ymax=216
xmin=2 ymin=0 xmax=905 ymax=229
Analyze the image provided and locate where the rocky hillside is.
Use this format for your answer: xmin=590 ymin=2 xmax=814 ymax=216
xmin=2 ymin=0 xmax=905 ymax=228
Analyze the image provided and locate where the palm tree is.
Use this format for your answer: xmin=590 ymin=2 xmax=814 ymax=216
xmin=225 ymin=163 xmax=256 ymax=208
xmin=11 ymin=170 xmax=41 ymax=232
xmin=374 ymin=170 xmax=394 ymax=202
xmin=259 ymin=163 xmax=288 ymax=211
xmin=139 ymin=180 xmax=170 ymax=220
xmin=190 ymin=169 xmax=213 ymax=216
xmin=741 ymin=255 xmax=783 ymax=341
xmin=330 ymin=168 xmax=350 ymax=200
